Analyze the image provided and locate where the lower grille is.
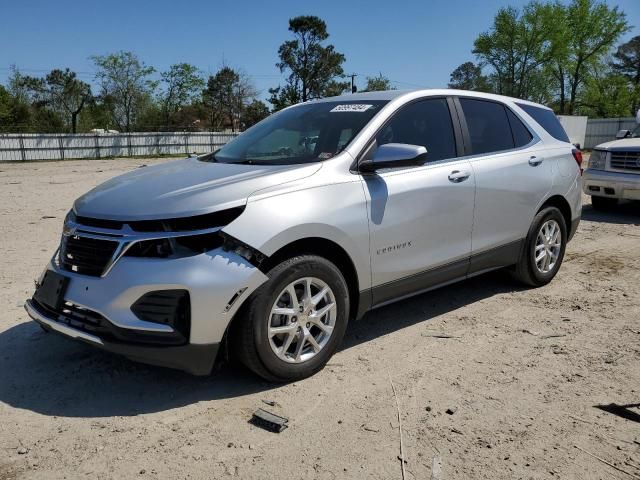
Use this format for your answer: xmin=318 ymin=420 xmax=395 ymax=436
xmin=131 ymin=290 xmax=191 ymax=342
xmin=610 ymin=151 xmax=640 ymax=173
xmin=60 ymin=235 xmax=119 ymax=276
xmin=32 ymin=298 xmax=189 ymax=346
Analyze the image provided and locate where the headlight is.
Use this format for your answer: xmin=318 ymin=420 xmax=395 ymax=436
xmin=588 ymin=150 xmax=606 ymax=170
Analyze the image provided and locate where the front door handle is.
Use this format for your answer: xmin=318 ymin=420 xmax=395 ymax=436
xmin=528 ymin=156 xmax=544 ymax=166
xmin=448 ymin=170 xmax=471 ymax=183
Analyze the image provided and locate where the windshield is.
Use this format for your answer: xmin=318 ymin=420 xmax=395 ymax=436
xmin=210 ymin=100 xmax=388 ymax=165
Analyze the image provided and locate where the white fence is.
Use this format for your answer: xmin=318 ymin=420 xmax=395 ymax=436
xmin=584 ymin=117 xmax=636 ymax=149
xmin=0 ymin=132 xmax=240 ymax=162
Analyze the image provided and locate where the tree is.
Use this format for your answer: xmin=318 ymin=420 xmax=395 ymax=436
xmin=20 ymin=69 xmax=92 ymax=133
xmin=92 ymin=51 xmax=156 ymax=132
xmin=159 ymin=63 xmax=204 ymax=129
xmin=272 ymin=15 xmax=348 ymax=109
xmin=612 ymin=35 xmax=640 ymax=84
xmin=448 ymin=62 xmax=492 ymax=91
xmin=578 ymin=66 xmax=639 ymax=117
xmin=554 ymin=0 xmax=628 ymax=113
xmin=362 ymin=74 xmax=394 ymax=92
xmin=202 ymin=67 xmax=256 ymax=131
xmin=611 ymin=35 xmax=640 ymax=114
xmin=242 ymin=99 xmax=270 ymax=128
xmin=473 ymin=3 xmax=561 ymax=99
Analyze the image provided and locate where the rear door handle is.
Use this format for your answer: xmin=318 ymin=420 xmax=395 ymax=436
xmin=528 ymin=156 xmax=544 ymax=166
xmin=448 ymin=170 xmax=471 ymax=183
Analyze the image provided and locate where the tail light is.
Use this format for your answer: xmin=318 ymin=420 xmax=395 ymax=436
xmin=572 ymin=148 xmax=583 ymax=174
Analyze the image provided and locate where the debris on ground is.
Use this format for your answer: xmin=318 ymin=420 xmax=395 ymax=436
xmin=250 ymin=408 xmax=289 ymax=433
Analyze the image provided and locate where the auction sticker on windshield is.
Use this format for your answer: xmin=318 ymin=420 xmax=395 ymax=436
xmin=330 ymin=104 xmax=373 ymax=113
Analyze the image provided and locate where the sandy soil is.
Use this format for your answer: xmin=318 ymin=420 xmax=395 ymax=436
xmin=0 ymin=158 xmax=639 ymax=480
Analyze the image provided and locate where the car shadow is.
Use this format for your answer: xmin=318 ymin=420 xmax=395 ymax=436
xmin=0 ymin=272 xmax=519 ymax=418
xmin=581 ymin=202 xmax=640 ymax=225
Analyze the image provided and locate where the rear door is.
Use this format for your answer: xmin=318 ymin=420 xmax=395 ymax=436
xmin=454 ymin=97 xmax=552 ymax=274
xmin=361 ymin=97 xmax=476 ymax=306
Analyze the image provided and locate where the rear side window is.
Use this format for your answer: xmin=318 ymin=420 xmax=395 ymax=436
xmin=506 ymin=108 xmax=533 ymax=147
xmin=516 ymin=103 xmax=569 ymax=142
xmin=459 ymin=98 xmax=514 ymax=155
xmin=376 ymin=98 xmax=456 ymax=162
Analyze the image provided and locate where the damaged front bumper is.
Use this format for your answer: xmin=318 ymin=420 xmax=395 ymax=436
xmin=25 ymin=248 xmax=268 ymax=375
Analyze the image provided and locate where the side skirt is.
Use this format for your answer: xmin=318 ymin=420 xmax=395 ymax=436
xmin=358 ymin=239 xmax=524 ymax=315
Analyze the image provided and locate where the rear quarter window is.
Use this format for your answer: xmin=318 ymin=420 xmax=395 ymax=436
xmin=516 ymin=103 xmax=569 ymax=143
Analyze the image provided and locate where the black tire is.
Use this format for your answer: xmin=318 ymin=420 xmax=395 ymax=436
xmin=591 ymin=195 xmax=617 ymax=211
xmin=232 ymin=255 xmax=350 ymax=382
xmin=512 ymin=206 xmax=567 ymax=287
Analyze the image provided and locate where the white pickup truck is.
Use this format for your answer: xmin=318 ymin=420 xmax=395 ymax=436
xmin=583 ymin=123 xmax=640 ymax=210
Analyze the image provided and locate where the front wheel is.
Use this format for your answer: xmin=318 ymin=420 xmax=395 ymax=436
xmin=233 ymin=255 xmax=349 ymax=382
xmin=512 ymin=207 xmax=567 ymax=287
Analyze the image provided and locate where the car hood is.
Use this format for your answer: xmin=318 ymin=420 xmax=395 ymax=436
xmin=74 ymin=157 xmax=322 ymax=220
xmin=596 ymin=138 xmax=640 ymax=150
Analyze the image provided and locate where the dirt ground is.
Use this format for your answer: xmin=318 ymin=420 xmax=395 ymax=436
xmin=0 ymin=157 xmax=639 ymax=480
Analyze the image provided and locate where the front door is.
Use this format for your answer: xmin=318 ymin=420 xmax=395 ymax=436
xmin=361 ymin=98 xmax=475 ymax=306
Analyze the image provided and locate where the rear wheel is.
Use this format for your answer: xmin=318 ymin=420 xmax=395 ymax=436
xmin=512 ymin=207 xmax=567 ymax=287
xmin=233 ymin=255 xmax=349 ymax=382
xmin=591 ymin=195 xmax=617 ymax=210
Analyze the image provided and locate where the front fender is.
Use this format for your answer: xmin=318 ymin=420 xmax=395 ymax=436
xmin=222 ymin=179 xmax=372 ymax=290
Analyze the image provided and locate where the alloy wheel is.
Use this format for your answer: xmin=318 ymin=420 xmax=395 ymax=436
xmin=267 ymin=277 xmax=337 ymax=363
xmin=534 ymin=219 xmax=562 ymax=274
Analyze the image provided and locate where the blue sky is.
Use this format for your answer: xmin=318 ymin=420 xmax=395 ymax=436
xmin=1 ymin=0 xmax=638 ymax=100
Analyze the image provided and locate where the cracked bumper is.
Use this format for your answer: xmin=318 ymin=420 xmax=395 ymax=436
xmin=26 ymin=248 xmax=268 ymax=374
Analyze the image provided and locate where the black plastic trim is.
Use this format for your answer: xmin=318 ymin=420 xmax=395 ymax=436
xmin=359 ymin=240 xmax=526 ymax=314
xmin=467 ymin=239 xmax=523 ymax=276
xmin=31 ymin=302 xmax=218 ymax=375
xmin=371 ymin=258 xmax=469 ymax=307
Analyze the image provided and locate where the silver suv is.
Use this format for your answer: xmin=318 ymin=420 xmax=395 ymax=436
xmin=26 ymin=90 xmax=582 ymax=381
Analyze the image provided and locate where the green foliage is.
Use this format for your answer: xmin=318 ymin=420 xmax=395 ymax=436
xmin=272 ymin=15 xmax=347 ymax=108
xmin=469 ymin=0 xmax=630 ymax=116
xmin=19 ymin=68 xmax=92 ymax=133
xmin=202 ymin=66 xmax=257 ymax=132
xmin=448 ymin=62 xmax=492 ymax=92
xmin=362 ymin=74 xmax=394 ymax=92
xmin=159 ymin=63 xmax=204 ymax=129
xmin=242 ymin=99 xmax=270 ymax=128
xmin=473 ymin=2 xmax=561 ymax=99
xmin=92 ymin=51 xmax=156 ymax=131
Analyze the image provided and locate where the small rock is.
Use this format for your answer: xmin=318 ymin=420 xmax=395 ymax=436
xmin=425 ymin=406 xmax=432 ymax=412
xmin=227 ymin=442 xmax=234 ymax=448
xmin=139 ymin=469 xmax=146 ymax=474
xmin=17 ymin=447 xmax=28 ymax=455
xmin=446 ymin=406 xmax=458 ymax=415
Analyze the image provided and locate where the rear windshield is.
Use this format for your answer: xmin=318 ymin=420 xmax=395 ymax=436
xmin=516 ymin=103 xmax=569 ymax=142
xmin=210 ymin=100 xmax=388 ymax=165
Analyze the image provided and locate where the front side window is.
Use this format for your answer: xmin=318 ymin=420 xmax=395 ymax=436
xmin=211 ymin=101 xmax=388 ymax=165
xmin=376 ymin=98 xmax=457 ymax=162
xmin=459 ymin=98 xmax=514 ymax=155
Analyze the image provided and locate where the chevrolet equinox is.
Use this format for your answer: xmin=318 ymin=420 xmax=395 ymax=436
xmin=26 ymin=89 xmax=582 ymax=381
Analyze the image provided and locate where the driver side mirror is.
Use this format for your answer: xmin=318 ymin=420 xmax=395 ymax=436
xmin=359 ymin=143 xmax=428 ymax=173
xmin=616 ymin=129 xmax=632 ymax=139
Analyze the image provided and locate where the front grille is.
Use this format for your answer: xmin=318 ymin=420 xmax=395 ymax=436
xmin=60 ymin=235 xmax=119 ymax=277
xmin=610 ymin=151 xmax=640 ymax=173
